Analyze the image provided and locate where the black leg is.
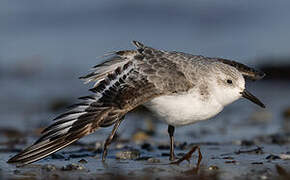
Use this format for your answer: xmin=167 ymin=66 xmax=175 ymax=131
xmin=168 ymin=125 xmax=175 ymax=161
xmin=102 ymin=118 xmax=124 ymax=162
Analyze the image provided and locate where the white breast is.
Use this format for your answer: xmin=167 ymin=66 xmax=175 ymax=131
xmin=143 ymin=90 xmax=223 ymax=126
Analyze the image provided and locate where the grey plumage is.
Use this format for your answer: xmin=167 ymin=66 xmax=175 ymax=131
xmin=7 ymin=41 xmax=264 ymax=164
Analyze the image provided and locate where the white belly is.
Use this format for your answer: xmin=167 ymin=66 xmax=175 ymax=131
xmin=143 ymin=91 xmax=223 ymax=126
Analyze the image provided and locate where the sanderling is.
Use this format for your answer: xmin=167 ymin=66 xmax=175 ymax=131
xmin=7 ymin=41 xmax=265 ymax=164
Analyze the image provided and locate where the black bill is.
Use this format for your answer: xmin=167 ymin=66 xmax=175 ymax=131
xmin=241 ymin=90 xmax=265 ymax=108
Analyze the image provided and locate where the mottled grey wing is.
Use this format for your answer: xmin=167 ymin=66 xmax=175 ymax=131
xmin=88 ymin=41 xmax=194 ymax=110
xmin=7 ymin=41 xmax=193 ymax=164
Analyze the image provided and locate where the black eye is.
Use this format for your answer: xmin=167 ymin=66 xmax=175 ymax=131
xmin=227 ymin=79 xmax=233 ymax=84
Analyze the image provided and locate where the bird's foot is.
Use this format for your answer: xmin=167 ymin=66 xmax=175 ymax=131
xmin=170 ymin=146 xmax=202 ymax=166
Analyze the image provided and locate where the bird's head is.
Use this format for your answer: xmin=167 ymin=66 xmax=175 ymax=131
xmin=211 ymin=62 xmax=265 ymax=108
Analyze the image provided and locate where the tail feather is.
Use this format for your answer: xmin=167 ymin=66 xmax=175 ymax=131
xmin=7 ymin=138 xmax=79 ymax=164
xmin=7 ymin=122 xmax=95 ymax=165
xmin=7 ymin=103 xmax=122 ymax=164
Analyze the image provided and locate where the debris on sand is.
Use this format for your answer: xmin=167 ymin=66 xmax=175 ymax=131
xmin=266 ymin=154 xmax=281 ymax=160
xmin=208 ymin=165 xmax=219 ymax=170
xmin=147 ymin=158 xmax=160 ymax=163
xmin=42 ymin=164 xmax=57 ymax=172
xmin=251 ymin=162 xmax=263 ymax=165
xmin=266 ymin=153 xmax=290 ymax=160
xmin=78 ymin=159 xmax=88 ymax=164
xmin=222 ymin=156 xmax=234 ymax=160
xmin=235 ymin=146 xmax=264 ymax=154
xmin=279 ymin=154 xmax=290 ymax=160
xmin=61 ymin=163 xmax=85 ymax=171
xmin=116 ymin=149 xmax=141 ymax=160
xmin=224 ymin=160 xmax=237 ymax=164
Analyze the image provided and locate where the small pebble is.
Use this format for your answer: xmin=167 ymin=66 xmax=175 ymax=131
xmin=236 ymin=147 xmax=264 ymax=154
xmin=260 ymin=175 xmax=268 ymax=180
xmin=116 ymin=149 xmax=140 ymax=160
xmin=42 ymin=164 xmax=57 ymax=172
xmin=208 ymin=165 xmax=219 ymax=170
xmin=225 ymin=160 xmax=236 ymax=164
xmin=265 ymin=154 xmax=281 ymax=160
xmin=116 ymin=143 xmax=125 ymax=149
xmin=252 ymin=162 xmax=263 ymax=165
xmin=222 ymin=156 xmax=234 ymax=160
xmin=78 ymin=159 xmax=88 ymax=164
xmin=279 ymin=154 xmax=290 ymax=160
xmin=61 ymin=163 xmax=84 ymax=171
xmin=147 ymin=158 xmax=160 ymax=163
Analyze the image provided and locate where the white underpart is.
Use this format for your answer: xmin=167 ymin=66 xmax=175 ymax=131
xmin=144 ymin=88 xmax=224 ymax=126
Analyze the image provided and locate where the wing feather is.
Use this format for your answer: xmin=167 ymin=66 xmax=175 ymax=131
xmin=7 ymin=41 xmax=194 ymax=164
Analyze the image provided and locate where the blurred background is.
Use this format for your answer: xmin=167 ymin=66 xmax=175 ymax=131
xmin=1 ymin=0 xmax=290 ymax=170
